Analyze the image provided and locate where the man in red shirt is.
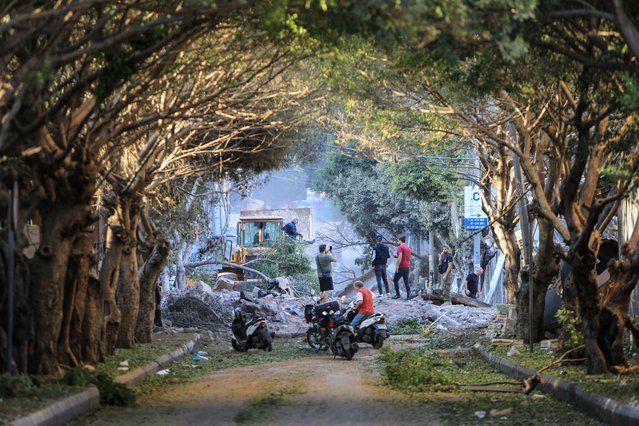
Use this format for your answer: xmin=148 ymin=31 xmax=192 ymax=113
xmin=350 ymin=280 xmax=375 ymax=330
xmin=392 ymin=236 xmax=411 ymax=299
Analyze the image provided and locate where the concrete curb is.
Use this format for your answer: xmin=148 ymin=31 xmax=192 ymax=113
xmin=12 ymin=333 xmax=201 ymax=426
xmin=475 ymin=345 xmax=639 ymax=426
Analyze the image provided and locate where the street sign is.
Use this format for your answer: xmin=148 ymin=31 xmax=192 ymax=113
xmin=464 ymin=186 xmax=488 ymax=230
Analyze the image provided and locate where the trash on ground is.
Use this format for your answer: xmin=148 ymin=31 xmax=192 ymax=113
xmin=156 ymin=369 xmax=170 ymax=376
xmin=117 ymin=367 xmax=129 ymax=372
xmin=119 ymin=360 xmax=129 ymax=367
xmin=192 ymin=353 xmax=209 ymax=361
xmin=474 ymin=411 xmax=487 ymax=419
xmin=507 ymin=346 xmax=521 ymax=357
xmin=489 ymin=408 xmax=513 ymax=417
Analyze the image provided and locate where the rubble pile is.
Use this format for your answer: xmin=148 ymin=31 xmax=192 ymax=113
xmin=162 ymin=285 xmax=234 ymax=331
xmin=161 ymin=280 xmax=497 ymax=338
xmin=378 ymin=298 xmax=496 ymax=330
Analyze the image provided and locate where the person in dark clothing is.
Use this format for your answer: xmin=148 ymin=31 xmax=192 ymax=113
xmin=284 ymin=217 xmax=303 ymax=240
xmin=463 ymin=267 xmax=484 ymax=299
xmin=371 ymin=235 xmax=390 ymax=296
xmin=392 ymin=236 xmax=411 ymax=299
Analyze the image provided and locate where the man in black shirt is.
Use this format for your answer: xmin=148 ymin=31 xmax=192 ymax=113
xmin=371 ymin=235 xmax=390 ymax=296
xmin=463 ymin=267 xmax=484 ymax=300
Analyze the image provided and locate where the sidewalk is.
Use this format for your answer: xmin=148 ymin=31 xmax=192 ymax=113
xmin=475 ymin=345 xmax=639 ymax=426
xmin=12 ymin=334 xmax=200 ymax=426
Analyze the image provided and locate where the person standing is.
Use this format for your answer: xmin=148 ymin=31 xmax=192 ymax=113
xmin=392 ymin=236 xmax=411 ymax=300
xmin=350 ymin=280 xmax=375 ymax=330
xmin=284 ymin=217 xmax=303 ymax=240
xmin=463 ymin=267 xmax=484 ymax=299
xmin=316 ymin=244 xmax=336 ymax=303
xmin=371 ymin=235 xmax=390 ymax=296
xmin=439 ymin=246 xmax=455 ymax=301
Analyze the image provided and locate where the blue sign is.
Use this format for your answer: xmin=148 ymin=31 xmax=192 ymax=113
xmin=464 ymin=217 xmax=489 ymax=230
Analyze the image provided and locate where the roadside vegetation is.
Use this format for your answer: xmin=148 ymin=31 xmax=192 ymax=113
xmin=379 ymin=346 xmax=604 ymax=425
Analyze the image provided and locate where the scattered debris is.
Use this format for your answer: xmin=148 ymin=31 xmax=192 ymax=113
xmin=119 ymin=360 xmax=129 ymax=367
xmin=160 ymin=283 xmax=496 ymax=339
xmin=507 ymin=346 xmax=522 ymax=357
xmin=156 ymin=369 xmax=170 ymax=376
xmin=474 ymin=411 xmax=487 ymax=419
xmin=192 ymin=353 xmax=209 ymax=361
xmin=489 ymin=407 xmax=513 ymax=417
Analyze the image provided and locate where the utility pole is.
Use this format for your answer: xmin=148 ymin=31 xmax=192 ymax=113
xmin=513 ymin=156 xmax=534 ymax=353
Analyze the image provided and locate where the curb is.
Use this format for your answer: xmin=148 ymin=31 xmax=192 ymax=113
xmin=12 ymin=333 xmax=201 ymax=426
xmin=475 ymin=346 xmax=639 ymax=426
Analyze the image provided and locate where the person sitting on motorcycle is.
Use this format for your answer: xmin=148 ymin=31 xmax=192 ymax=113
xmin=350 ymin=280 xmax=375 ymax=331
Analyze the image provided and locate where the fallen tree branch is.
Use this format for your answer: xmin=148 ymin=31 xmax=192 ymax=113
xmin=185 ymin=259 xmax=272 ymax=281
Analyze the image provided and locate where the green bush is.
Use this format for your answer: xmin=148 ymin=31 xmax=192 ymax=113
xmin=379 ymin=347 xmax=455 ymax=391
xmin=62 ymin=368 xmax=136 ymax=406
xmin=0 ymin=373 xmax=38 ymax=398
xmin=390 ymin=317 xmax=423 ymax=335
xmin=93 ymin=373 xmax=136 ymax=407
xmin=556 ymin=308 xmax=584 ymax=350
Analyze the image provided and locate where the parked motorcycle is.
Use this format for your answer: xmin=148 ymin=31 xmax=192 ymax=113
xmin=344 ymin=302 xmax=388 ymax=349
xmin=304 ymin=301 xmax=359 ymax=360
xmin=231 ymin=308 xmax=274 ymax=352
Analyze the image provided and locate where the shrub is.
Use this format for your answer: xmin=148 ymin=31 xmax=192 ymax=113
xmin=390 ymin=317 xmax=423 ymax=335
xmin=379 ymin=347 xmax=455 ymax=391
xmin=0 ymin=373 xmax=38 ymax=398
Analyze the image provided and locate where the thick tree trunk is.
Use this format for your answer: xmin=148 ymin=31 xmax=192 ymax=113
xmin=99 ymin=217 xmax=126 ymax=355
xmin=28 ymin=206 xmax=83 ymax=375
xmin=81 ymin=274 xmax=105 ymax=363
xmin=135 ymin=238 xmax=169 ymax=343
xmin=58 ymin=228 xmax=94 ymax=368
xmin=596 ymin=242 xmax=639 ymax=367
xmin=515 ymin=219 xmax=558 ymax=343
xmin=115 ymin=198 xmax=140 ymax=349
xmin=571 ymin=251 xmax=608 ymax=374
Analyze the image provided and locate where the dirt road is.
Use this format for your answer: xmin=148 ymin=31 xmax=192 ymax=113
xmin=79 ymin=347 xmax=439 ymax=426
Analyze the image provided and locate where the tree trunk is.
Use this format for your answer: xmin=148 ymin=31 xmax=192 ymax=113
xmin=115 ymin=198 xmax=140 ymax=349
xmin=81 ymin=273 xmax=105 ymax=363
xmin=175 ymin=231 xmax=187 ymax=290
xmin=135 ymin=237 xmax=169 ymax=343
xmin=596 ymin=241 xmax=639 ymax=367
xmin=160 ymin=265 xmax=170 ymax=292
xmin=99 ymin=214 xmax=126 ymax=355
xmin=28 ymin=206 xmax=83 ymax=375
xmin=58 ymin=228 xmax=94 ymax=368
xmin=571 ymin=251 xmax=608 ymax=374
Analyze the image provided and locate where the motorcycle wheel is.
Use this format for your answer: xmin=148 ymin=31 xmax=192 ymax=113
xmin=340 ymin=335 xmax=353 ymax=360
xmin=307 ymin=328 xmax=328 ymax=351
xmin=372 ymin=334 xmax=384 ymax=349
xmin=231 ymin=338 xmax=248 ymax=352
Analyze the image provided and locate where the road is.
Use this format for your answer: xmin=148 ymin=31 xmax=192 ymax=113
xmin=78 ymin=347 xmax=439 ymax=426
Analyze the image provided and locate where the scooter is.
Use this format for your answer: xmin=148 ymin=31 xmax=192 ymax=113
xmin=231 ymin=308 xmax=274 ymax=352
xmin=304 ymin=301 xmax=359 ymax=360
xmin=344 ymin=301 xmax=388 ymax=349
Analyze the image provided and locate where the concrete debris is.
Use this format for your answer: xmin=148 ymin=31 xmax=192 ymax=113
xmin=474 ymin=411 xmax=487 ymax=419
xmin=161 ymin=284 xmax=496 ymax=339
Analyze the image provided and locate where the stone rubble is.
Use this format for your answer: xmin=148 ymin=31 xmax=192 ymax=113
xmin=162 ymin=281 xmax=497 ymax=338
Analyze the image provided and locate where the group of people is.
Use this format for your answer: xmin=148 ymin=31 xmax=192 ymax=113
xmin=313 ymin=236 xmax=486 ymax=331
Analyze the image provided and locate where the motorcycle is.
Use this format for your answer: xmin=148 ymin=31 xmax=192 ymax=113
xmin=304 ymin=301 xmax=359 ymax=360
xmin=344 ymin=301 xmax=388 ymax=349
xmin=231 ymin=308 xmax=274 ymax=352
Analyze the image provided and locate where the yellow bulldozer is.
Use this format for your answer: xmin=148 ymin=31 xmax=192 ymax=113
xmin=221 ymin=208 xmax=312 ymax=281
